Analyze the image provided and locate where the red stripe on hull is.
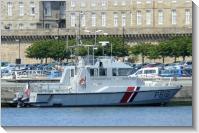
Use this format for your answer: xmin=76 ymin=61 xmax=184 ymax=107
xmin=120 ymin=87 xmax=135 ymax=103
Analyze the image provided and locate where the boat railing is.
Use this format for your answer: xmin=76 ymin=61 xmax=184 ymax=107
xmin=29 ymin=83 xmax=70 ymax=93
xmin=13 ymin=70 xmax=49 ymax=79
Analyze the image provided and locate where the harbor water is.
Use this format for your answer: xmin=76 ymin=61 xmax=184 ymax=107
xmin=1 ymin=106 xmax=192 ymax=126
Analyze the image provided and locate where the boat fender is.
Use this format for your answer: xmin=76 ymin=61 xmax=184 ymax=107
xmin=79 ymin=78 xmax=86 ymax=86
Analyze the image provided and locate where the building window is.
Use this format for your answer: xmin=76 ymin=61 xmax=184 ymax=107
xmin=101 ymin=13 xmax=106 ymax=27
xmin=81 ymin=14 xmax=86 ymax=27
xmin=185 ymin=9 xmax=191 ymax=25
xmin=44 ymin=2 xmax=52 ymax=16
xmin=121 ymin=0 xmax=126 ymax=6
xmin=146 ymin=10 xmax=152 ymax=25
xmin=101 ymin=0 xmax=107 ymax=6
xmin=71 ymin=14 xmax=76 ymax=27
xmin=137 ymin=0 xmax=142 ymax=4
xmin=114 ymin=0 xmax=118 ymax=6
xmin=30 ymin=23 xmax=36 ymax=29
xmin=171 ymin=9 xmax=177 ymax=25
xmin=158 ymin=10 xmax=164 ymax=25
xmin=137 ymin=11 xmax=142 ymax=25
xmin=71 ymin=0 xmax=75 ymax=7
xmin=122 ymin=13 xmax=126 ymax=27
xmin=158 ymin=0 xmax=163 ymax=3
xmin=114 ymin=13 xmax=118 ymax=27
xmin=60 ymin=2 xmax=65 ymax=16
xmin=91 ymin=13 xmax=96 ymax=27
xmin=7 ymin=24 xmax=12 ymax=29
xmin=131 ymin=12 xmax=133 ymax=26
xmin=45 ymin=23 xmax=50 ymax=29
xmin=146 ymin=0 xmax=152 ymax=4
xmin=19 ymin=2 xmax=24 ymax=16
xmin=19 ymin=23 xmax=24 ymax=29
xmin=171 ymin=0 xmax=177 ymax=3
xmin=7 ymin=2 xmax=12 ymax=16
xmin=30 ymin=2 xmax=35 ymax=16
xmin=81 ymin=1 xmax=86 ymax=7
xmin=91 ymin=1 xmax=96 ymax=7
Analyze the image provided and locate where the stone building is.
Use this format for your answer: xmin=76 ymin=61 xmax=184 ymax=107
xmin=0 ymin=0 xmax=192 ymax=63
xmin=1 ymin=0 xmax=192 ymax=34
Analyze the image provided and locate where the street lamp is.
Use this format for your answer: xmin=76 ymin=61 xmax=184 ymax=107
xmin=78 ymin=11 xmax=84 ymax=45
xmin=15 ymin=39 xmax=21 ymax=64
xmin=84 ymin=29 xmax=105 ymax=65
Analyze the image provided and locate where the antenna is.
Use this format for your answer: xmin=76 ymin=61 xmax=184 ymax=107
xmin=99 ymin=41 xmax=109 ymax=56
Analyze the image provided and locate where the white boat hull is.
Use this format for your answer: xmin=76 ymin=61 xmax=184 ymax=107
xmin=29 ymin=86 xmax=181 ymax=107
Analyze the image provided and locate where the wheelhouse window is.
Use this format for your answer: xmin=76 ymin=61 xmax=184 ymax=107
xmin=118 ymin=68 xmax=133 ymax=76
xmin=71 ymin=69 xmax=74 ymax=77
xmin=90 ymin=68 xmax=98 ymax=77
xmin=112 ymin=68 xmax=117 ymax=76
xmin=99 ymin=68 xmax=107 ymax=76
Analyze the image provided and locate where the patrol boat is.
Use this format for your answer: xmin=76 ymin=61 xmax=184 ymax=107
xmin=13 ymin=56 xmax=182 ymax=107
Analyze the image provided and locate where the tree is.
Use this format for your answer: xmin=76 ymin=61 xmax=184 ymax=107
xmin=130 ymin=43 xmax=151 ymax=64
xmin=26 ymin=40 xmax=52 ymax=63
xmin=164 ymin=36 xmax=192 ymax=62
xmin=147 ymin=44 xmax=160 ymax=61
xmin=157 ymin=41 xmax=174 ymax=63
xmin=26 ymin=39 xmax=71 ymax=63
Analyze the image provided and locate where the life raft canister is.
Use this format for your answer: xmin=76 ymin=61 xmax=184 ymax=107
xmin=79 ymin=78 xmax=86 ymax=86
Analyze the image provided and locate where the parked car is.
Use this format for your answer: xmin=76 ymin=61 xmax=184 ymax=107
xmin=134 ymin=63 xmax=148 ymax=70
xmin=164 ymin=63 xmax=182 ymax=70
xmin=48 ymin=70 xmax=62 ymax=78
xmin=160 ymin=68 xmax=192 ymax=77
xmin=1 ymin=64 xmax=16 ymax=72
xmin=179 ymin=61 xmax=192 ymax=69
xmin=1 ymin=61 xmax=9 ymax=69
xmin=15 ymin=64 xmax=29 ymax=70
xmin=143 ymin=63 xmax=164 ymax=69
xmin=129 ymin=67 xmax=161 ymax=78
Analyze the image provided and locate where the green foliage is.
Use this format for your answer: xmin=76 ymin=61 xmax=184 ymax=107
xmin=26 ymin=39 xmax=70 ymax=62
xmin=129 ymin=36 xmax=192 ymax=63
xmin=147 ymin=44 xmax=160 ymax=60
xmin=129 ymin=43 xmax=152 ymax=63
xmin=26 ymin=36 xmax=192 ymax=63
xmin=26 ymin=36 xmax=129 ymax=62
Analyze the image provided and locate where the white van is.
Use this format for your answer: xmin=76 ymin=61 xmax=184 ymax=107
xmin=129 ymin=67 xmax=160 ymax=78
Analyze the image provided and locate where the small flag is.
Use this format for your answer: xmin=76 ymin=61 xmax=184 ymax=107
xmin=23 ymin=83 xmax=30 ymax=97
